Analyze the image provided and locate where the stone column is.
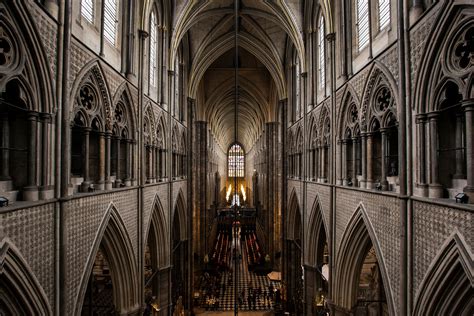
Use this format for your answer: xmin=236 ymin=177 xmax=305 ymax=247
xmin=145 ymin=146 xmax=151 ymax=183
xmin=416 ymin=115 xmax=428 ymax=196
xmin=323 ymin=146 xmax=328 ymax=181
xmin=352 ymin=137 xmax=358 ymax=186
xmin=381 ymin=128 xmax=389 ymax=190
xmin=158 ymin=149 xmax=163 ymax=179
xmin=97 ymin=132 xmax=105 ymax=190
xmin=428 ymin=113 xmax=443 ymax=198
xmin=125 ymin=140 xmax=131 ymax=186
xmin=342 ymin=139 xmax=348 ymax=185
xmin=366 ymin=132 xmax=374 ymax=189
xmin=131 ymin=140 xmax=137 ymax=186
xmin=462 ymin=100 xmax=474 ymax=203
xmin=105 ymin=132 xmax=112 ymax=190
xmin=336 ymin=140 xmax=342 ymax=185
xmin=1 ymin=114 xmax=10 ymax=180
xmin=24 ymin=112 xmax=39 ymax=201
xmin=319 ymin=146 xmax=324 ymax=182
xmin=454 ymin=112 xmax=465 ymax=179
xmin=40 ymin=114 xmax=53 ymax=199
xmin=360 ymin=133 xmax=367 ymax=188
xmin=81 ymin=128 xmax=91 ymax=192
xmin=116 ymin=137 xmax=122 ymax=186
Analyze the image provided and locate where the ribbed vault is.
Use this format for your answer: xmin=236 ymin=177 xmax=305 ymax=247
xmin=203 ymin=74 xmax=269 ymax=150
xmin=168 ymin=0 xmax=305 ymax=151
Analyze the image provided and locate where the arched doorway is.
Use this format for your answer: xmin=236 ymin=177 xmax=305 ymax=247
xmin=305 ymin=201 xmax=329 ymax=316
xmin=81 ymin=247 xmax=115 ymax=315
xmin=171 ymin=193 xmax=187 ymax=314
xmin=0 ymin=241 xmax=51 ymax=315
xmin=333 ymin=209 xmax=394 ymax=316
xmin=285 ymin=192 xmax=303 ymax=315
xmin=353 ymin=243 xmax=388 ymax=315
xmin=144 ymin=198 xmax=170 ymax=315
xmin=77 ymin=206 xmax=139 ymax=315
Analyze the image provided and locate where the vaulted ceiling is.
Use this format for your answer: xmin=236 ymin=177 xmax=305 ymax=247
xmin=170 ymin=0 xmax=305 ymax=151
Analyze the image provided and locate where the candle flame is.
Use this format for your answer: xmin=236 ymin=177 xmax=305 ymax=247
xmin=241 ymin=184 xmax=246 ymax=202
xmin=226 ymin=184 xmax=232 ymax=201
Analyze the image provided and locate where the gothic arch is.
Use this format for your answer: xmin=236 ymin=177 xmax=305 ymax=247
xmin=414 ymin=2 xmax=474 ymax=114
xmin=413 ymin=232 xmax=474 ymax=316
xmin=334 ymin=204 xmax=395 ymax=315
xmin=145 ymin=194 xmax=170 ymax=268
xmin=305 ymin=196 xmax=328 ymax=267
xmin=113 ymin=82 xmax=137 ymax=135
xmin=0 ymin=1 xmax=55 ymax=113
xmin=0 ymin=238 xmax=52 ymax=315
xmin=287 ymin=189 xmax=302 ymax=241
xmin=75 ymin=203 xmax=139 ymax=315
xmin=360 ymin=63 xmax=398 ymax=132
xmin=173 ymin=189 xmax=187 ymax=241
xmin=70 ymin=60 xmax=113 ymax=131
xmin=337 ymin=84 xmax=361 ymax=138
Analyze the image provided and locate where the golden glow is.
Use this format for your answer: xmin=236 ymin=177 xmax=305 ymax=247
xmin=226 ymin=184 xmax=232 ymax=202
xmin=241 ymin=184 xmax=246 ymax=202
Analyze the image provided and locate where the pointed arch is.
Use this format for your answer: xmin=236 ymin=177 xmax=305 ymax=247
xmin=287 ymin=189 xmax=302 ymax=241
xmin=74 ymin=203 xmax=139 ymax=315
xmin=70 ymin=60 xmax=113 ymax=131
xmin=0 ymin=1 xmax=55 ymax=113
xmin=305 ymin=196 xmax=329 ymax=267
xmin=334 ymin=204 xmax=395 ymax=315
xmin=360 ymin=63 xmax=398 ymax=132
xmin=413 ymin=2 xmax=472 ymax=114
xmin=0 ymin=238 xmax=52 ymax=315
xmin=413 ymin=232 xmax=474 ymax=315
xmin=337 ymin=84 xmax=361 ymax=137
xmin=173 ymin=189 xmax=187 ymax=241
xmin=113 ymin=82 xmax=137 ymax=135
xmin=145 ymin=194 xmax=170 ymax=268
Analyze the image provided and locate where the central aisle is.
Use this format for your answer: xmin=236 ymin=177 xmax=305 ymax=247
xmin=198 ymin=232 xmax=280 ymax=312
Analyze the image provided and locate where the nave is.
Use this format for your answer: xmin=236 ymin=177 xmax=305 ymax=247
xmin=196 ymin=224 xmax=282 ymax=312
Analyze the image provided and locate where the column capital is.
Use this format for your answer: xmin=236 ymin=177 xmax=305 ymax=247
xmin=27 ymin=111 xmax=39 ymax=120
xmin=461 ymin=99 xmax=474 ymax=112
xmin=427 ymin=111 xmax=440 ymax=120
xmin=415 ymin=113 xmax=427 ymax=123
xmin=82 ymin=127 xmax=92 ymax=133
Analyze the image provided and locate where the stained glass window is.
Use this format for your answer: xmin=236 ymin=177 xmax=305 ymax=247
xmin=228 ymin=144 xmax=244 ymax=177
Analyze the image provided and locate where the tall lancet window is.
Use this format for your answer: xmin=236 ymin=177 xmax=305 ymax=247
xmin=318 ymin=15 xmax=326 ymax=91
xmin=378 ymin=0 xmax=390 ymax=30
xmin=103 ymin=0 xmax=118 ymax=45
xmin=149 ymin=11 xmax=158 ymax=87
xmin=228 ymin=143 xmax=244 ymax=178
xmin=356 ymin=0 xmax=370 ymax=51
xmin=81 ymin=0 xmax=94 ymax=23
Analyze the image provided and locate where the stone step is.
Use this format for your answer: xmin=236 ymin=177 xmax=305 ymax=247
xmin=0 ymin=180 xmax=13 ymax=192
